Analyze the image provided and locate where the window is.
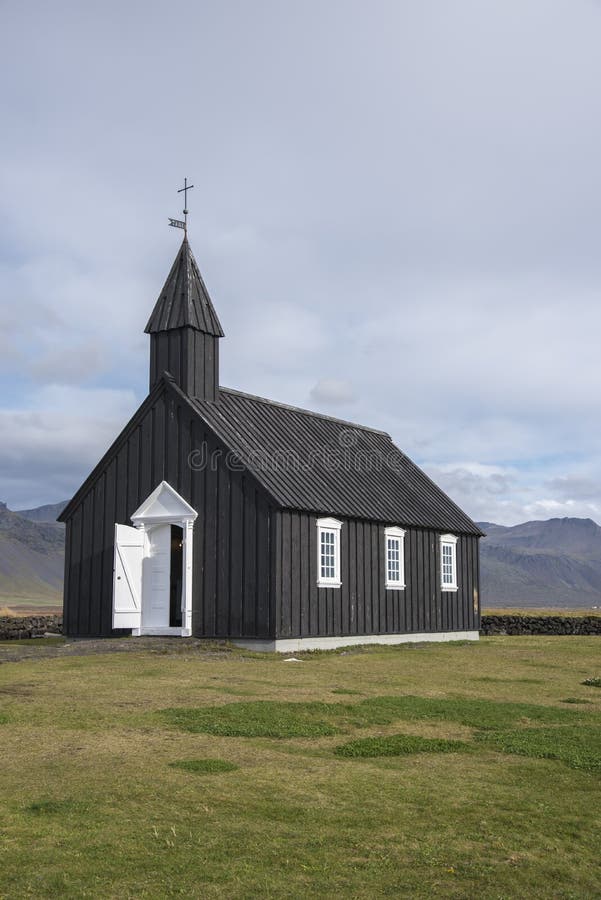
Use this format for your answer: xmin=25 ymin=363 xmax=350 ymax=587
xmin=317 ymin=517 xmax=342 ymax=587
xmin=440 ymin=534 xmax=458 ymax=591
xmin=385 ymin=526 xmax=405 ymax=589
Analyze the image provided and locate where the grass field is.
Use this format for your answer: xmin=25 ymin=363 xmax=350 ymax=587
xmin=1 ymin=636 xmax=600 ymax=898
xmin=482 ymin=607 xmax=601 ymax=617
xmin=0 ymin=597 xmax=62 ymax=616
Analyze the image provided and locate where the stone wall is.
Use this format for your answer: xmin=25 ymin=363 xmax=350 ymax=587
xmin=0 ymin=615 xmax=63 ymax=640
xmin=481 ymin=615 xmax=601 ymax=636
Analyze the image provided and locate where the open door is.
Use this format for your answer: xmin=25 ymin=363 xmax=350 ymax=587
xmin=113 ymin=524 xmax=144 ymax=629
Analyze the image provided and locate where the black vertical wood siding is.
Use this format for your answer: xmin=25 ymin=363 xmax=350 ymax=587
xmin=274 ymin=511 xmax=480 ymax=638
xmin=150 ymin=329 xmax=219 ymax=401
xmin=62 ymin=385 xmax=274 ymax=638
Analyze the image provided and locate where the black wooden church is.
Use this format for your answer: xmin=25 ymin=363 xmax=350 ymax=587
xmin=59 ymin=227 xmax=483 ymax=649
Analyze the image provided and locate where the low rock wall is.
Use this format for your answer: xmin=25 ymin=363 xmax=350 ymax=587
xmin=0 ymin=615 xmax=63 ymax=640
xmin=481 ymin=615 xmax=601 ymax=636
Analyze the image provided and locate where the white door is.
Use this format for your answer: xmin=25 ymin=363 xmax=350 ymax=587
xmin=113 ymin=524 xmax=144 ymax=629
xmin=142 ymin=524 xmax=171 ymax=627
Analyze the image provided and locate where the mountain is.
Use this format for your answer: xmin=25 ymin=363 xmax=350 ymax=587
xmin=478 ymin=517 xmax=601 ymax=609
xmin=16 ymin=501 xmax=68 ymax=523
xmin=0 ymin=502 xmax=64 ymax=608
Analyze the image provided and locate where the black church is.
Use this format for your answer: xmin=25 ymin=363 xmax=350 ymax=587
xmin=59 ymin=231 xmax=482 ymax=650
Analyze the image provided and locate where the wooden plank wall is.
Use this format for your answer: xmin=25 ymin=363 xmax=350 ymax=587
xmin=149 ymin=330 xmax=218 ymax=401
xmin=62 ymin=386 xmax=275 ymax=638
xmin=274 ymin=510 xmax=480 ymax=638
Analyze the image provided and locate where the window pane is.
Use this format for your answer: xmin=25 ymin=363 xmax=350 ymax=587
xmin=320 ymin=529 xmax=337 ymax=580
xmin=387 ymin=536 xmax=402 ymax=583
xmin=441 ymin=542 xmax=455 ymax=585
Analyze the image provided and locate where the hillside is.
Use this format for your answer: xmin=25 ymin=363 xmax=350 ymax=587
xmin=478 ymin=517 xmax=601 ymax=608
xmin=0 ymin=502 xmax=64 ymax=608
xmin=16 ymin=501 xmax=68 ymax=523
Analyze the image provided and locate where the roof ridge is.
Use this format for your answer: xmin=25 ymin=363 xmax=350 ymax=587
xmin=215 ymin=387 xmax=390 ymax=436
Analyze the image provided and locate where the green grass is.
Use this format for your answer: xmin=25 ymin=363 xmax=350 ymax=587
xmin=582 ymin=677 xmax=601 ymax=688
xmin=335 ymin=733 xmax=470 ymax=758
xmin=161 ymin=700 xmax=344 ymax=737
xmin=476 ymin=726 xmax=601 ymax=773
xmin=168 ymin=758 xmax=239 ymax=774
xmin=161 ymin=694 xmax=592 ymax=739
xmin=1 ymin=635 xmax=601 ymax=898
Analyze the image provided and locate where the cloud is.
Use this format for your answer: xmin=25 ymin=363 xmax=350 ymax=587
xmin=1 ymin=0 xmax=601 ymax=524
xmin=309 ymin=379 xmax=357 ymax=406
xmin=0 ymin=385 xmax=137 ymax=508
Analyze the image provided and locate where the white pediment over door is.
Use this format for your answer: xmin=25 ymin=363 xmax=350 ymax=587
xmin=131 ymin=481 xmax=197 ymax=525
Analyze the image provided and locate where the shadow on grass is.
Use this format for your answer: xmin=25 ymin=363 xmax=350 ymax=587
xmin=25 ymin=799 xmax=90 ymax=815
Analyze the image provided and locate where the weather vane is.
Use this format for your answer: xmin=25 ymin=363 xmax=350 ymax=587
xmin=169 ymin=177 xmax=194 ymax=237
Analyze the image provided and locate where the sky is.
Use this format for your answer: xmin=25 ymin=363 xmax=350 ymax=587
xmin=1 ymin=0 xmax=600 ymax=525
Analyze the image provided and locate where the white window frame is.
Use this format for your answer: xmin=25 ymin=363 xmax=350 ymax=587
xmin=440 ymin=533 xmax=458 ymax=592
xmin=384 ymin=526 xmax=406 ymax=590
xmin=316 ymin=517 xmax=342 ymax=588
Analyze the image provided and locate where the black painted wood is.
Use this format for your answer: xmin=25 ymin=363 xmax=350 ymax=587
xmin=273 ymin=511 xmax=480 ymax=639
xmin=149 ymin=328 xmax=219 ymax=401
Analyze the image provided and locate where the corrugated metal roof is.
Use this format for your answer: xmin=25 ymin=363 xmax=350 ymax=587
xmin=145 ymin=238 xmax=224 ymax=336
xmin=191 ymin=387 xmax=483 ymax=535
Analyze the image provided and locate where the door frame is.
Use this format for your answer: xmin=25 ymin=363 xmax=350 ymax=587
xmin=129 ymin=481 xmax=197 ymax=637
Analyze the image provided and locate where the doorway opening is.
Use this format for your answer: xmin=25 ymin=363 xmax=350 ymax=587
xmin=169 ymin=524 xmax=183 ymax=627
xmin=113 ymin=480 xmax=197 ymax=637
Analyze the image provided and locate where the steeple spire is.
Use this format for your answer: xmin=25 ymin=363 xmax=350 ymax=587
xmin=145 ymin=238 xmax=224 ymax=401
xmin=145 ymin=238 xmax=224 ymax=336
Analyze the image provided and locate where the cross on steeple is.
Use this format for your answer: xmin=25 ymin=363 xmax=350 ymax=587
xmin=178 ymin=177 xmax=194 ymax=235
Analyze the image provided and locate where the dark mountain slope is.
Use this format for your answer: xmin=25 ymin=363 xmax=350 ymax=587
xmin=0 ymin=503 xmax=64 ymax=603
xmin=478 ymin=517 xmax=601 ymax=608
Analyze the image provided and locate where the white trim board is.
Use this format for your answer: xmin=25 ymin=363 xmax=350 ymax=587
xmin=132 ymin=626 xmax=192 ymax=637
xmin=231 ymin=631 xmax=479 ymax=653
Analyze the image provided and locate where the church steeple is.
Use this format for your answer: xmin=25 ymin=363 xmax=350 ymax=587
xmin=145 ymin=238 xmax=224 ymax=401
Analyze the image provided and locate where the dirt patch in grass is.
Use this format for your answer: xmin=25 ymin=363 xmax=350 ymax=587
xmin=0 ymin=636 xmax=248 ymax=664
xmin=169 ymin=758 xmax=239 ymax=774
xmin=334 ymin=733 xmax=471 ymax=758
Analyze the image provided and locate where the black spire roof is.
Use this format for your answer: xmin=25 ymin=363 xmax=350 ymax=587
xmin=145 ymin=238 xmax=224 ymax=336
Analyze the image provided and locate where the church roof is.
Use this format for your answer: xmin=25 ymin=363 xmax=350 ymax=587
xmin=145 ymin=238 xmax=224 ymax=336
xmin=191 ymin=387 xmax=483 ymax=535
